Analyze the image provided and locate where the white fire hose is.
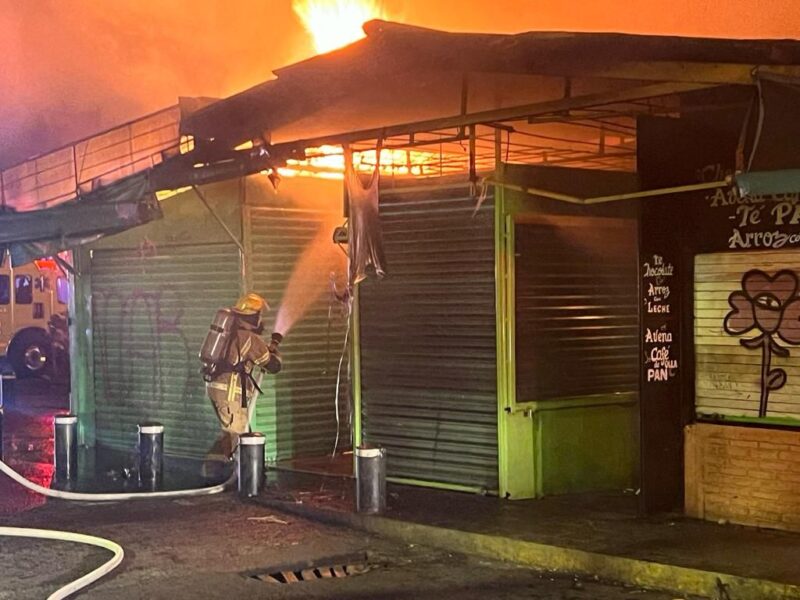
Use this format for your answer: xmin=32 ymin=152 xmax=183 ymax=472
xmin=0 ymin=526 xmax=124 ymax=600
xmin=0 ymin=458 xmax=236 ymax=598
xmin=0 ymin=458 xmax=234 ymax=501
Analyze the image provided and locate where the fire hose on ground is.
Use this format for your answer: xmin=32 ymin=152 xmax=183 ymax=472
xmin=0 ymin=455 xmax=237 ymax=598
xmin=0 ymin=525 xmax=124 ymax=600
xmin=0 ymin=312 xmax=278 ymax=597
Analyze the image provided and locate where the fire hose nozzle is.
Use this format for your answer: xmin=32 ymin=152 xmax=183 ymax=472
xmin=269 ymin=332 xmax=283 ymax=351
xmin=266 ymin=333 xmax=283 ymax=374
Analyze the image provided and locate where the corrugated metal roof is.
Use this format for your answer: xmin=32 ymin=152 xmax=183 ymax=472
xmin=182 ymin=20 xmax=800 ymax=146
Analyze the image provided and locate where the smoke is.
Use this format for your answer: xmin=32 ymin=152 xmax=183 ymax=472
xmin=272 ymin=214 xmax=348 ymax=336
xmin=0 ymin=0 xmax=306 ymax=167
xmin=2 ymin=0 xmax=799 ymax=167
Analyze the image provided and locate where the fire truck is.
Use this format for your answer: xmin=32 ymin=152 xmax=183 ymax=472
xmin=0 ymin=253 xmax=69 ymax=378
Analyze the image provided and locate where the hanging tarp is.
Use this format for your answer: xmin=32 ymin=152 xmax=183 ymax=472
xmin=736 ymin=170 xmax=800 ymax=197
xmin=747 ymin=79 xmax=800 ymax=172
xmin=346 ymin=159 xmax=387 ymax=285
xmin=0 ymin=172 xmax=161 ymax=266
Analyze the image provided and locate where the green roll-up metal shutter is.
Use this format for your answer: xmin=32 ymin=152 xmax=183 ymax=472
xmin=91 ymin=243 xmax=241 ymax=457
xmin=359 ymin=184 xmax=498 ymax=492
xmin=246 ymin=206 xmax=349 ymax=462
xmin=514 ymin=215 xmax=640 ymax=401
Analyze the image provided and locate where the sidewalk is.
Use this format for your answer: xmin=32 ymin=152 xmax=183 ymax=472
xmin=255 ymin=469 xmax=800 ymax=600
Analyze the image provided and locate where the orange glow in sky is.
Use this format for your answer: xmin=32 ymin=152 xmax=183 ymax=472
xmin=3 ymin=0 xmax=800 ymax=167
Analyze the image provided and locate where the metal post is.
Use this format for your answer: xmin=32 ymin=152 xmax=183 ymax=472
xmin=238 ymin=432 xmax=265 ymax=498
xmin=351 ymin=285 xmax=362 ymax=449
xmin=355 ymin=446 xmax=386 ymax=515
xmin=54 ymin=414 xmax=78 ymax=480
xmin=138 ymin=423 xmax=164 ymax=488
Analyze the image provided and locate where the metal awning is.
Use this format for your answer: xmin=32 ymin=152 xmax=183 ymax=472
xmin=0 ymin=172 xmax=161 ymax=267
xmin=182 ymin=20 xmax=800 ymax=150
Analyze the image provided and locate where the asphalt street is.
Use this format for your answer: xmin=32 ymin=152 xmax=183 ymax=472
xmin=0 ymin=378 xmax=693 ymax=599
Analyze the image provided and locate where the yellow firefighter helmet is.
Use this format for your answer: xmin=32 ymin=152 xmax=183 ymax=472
xmin=233 ymin=293 xmax=269 ymax=315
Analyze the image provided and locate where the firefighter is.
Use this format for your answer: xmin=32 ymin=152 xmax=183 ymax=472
xmin=203 ymin=293 xmax=282 ymax=459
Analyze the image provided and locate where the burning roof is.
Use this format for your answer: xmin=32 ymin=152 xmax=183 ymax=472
xmin=182 ymin=20 xmax=800 ymax=149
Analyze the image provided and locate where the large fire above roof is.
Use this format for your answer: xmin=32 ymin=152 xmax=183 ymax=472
xmin=292 ymin=0 xmax=388 ymax=53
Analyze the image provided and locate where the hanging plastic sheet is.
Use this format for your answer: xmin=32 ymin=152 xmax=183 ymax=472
xmin=746 ymin=78 xmax=800 ymax=172
xmin=346 ymin=148 xmax=387 ymax=285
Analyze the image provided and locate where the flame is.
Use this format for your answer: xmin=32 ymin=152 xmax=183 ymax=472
xmin=292 ymin=0 xmax=387 ymax=54
xmin=277 ymin=144 xmax=453 ymax=180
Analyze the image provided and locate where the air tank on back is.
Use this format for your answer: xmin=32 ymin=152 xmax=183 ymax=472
xmin=199 ymin=308 xmax=237 ymax=379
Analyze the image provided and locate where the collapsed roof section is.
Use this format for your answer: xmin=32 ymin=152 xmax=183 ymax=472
xmin=0 ymin=97 xmax=269 ymax=266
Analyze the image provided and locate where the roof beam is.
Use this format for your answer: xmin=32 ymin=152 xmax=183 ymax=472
xmin=586 ymin=61 xmax=800 ymax=85
xmin=272 ymin=81 xmax=714 ymax=154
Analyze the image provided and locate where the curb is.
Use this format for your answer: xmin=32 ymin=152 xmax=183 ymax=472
xmin=253 ymin=495 xmax=800 ymax=600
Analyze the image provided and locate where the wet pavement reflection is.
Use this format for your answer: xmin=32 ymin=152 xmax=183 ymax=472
xmin=0 ymin=378 xmax=65 ymax=515
xmin=0 ymin=376 xmax=231 ymax=515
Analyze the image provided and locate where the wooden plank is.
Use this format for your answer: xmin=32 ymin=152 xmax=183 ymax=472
xmin=684 ymin=425 xmax=703 ymax=518
xmin=695 ymin=399 xmax=800 ymax=413
xmin=694 ymin=398 xmax=800 ymax=412
xmin=697 ymin=363 xmax=800 ymax=377
xmin=588 ymin=61 xmax=800 ymax=85
xmin=283 ymin=571 xmax=299 ymax=583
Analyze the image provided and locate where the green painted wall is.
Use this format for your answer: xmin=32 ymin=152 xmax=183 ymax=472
xmin=498 ymin=164 xmax=641 ymax=498
xmin=71 ymin=180 xmax=245 ymax=451
xmin=535 ymin=396 xmax=640 ymax=495
xmin=72 ymin=174 xmax=347 ymax=459
xmin=242 ymin=175 xmax=349 ymax=465
xmin=88 ymin=180 xmax=244 ymax=251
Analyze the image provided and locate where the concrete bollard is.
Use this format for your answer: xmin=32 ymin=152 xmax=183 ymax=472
xmin=237 ymin=433 xmax=265 ymax=498
xmin=54 ymin=414 xmax=78 ymax=480
xmin=138 ymin=422 xmax=164 ymax=488
xmin=355 ymin=446 xmax=386 ymax=515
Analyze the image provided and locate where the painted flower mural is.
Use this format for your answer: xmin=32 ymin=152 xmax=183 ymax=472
xmin=724 ymin=269 xmax=800 ymax=417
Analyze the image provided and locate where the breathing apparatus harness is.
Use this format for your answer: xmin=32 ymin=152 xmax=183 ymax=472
xmin=200 ymin=310 xmax=282 ymax=413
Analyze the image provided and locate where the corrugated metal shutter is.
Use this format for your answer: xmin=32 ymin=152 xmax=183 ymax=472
xmin=246 ymin=206 xmax=349 ymax=462
xmin=696 ymin=250 xmax=800 ymax=420
xmin=515 ymin=215 xmax=639 ymax=400
xmin=359 ymin=184 xmax=498 ymax=491
xmin=91 ymin=243 xmax=241 ymax=457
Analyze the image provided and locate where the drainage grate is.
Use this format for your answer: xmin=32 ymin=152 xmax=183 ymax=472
xmin=252 ymin=562 xmax=371 ymax=584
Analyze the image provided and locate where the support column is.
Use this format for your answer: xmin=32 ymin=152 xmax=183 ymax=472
xmin=70 ymin=248 xmax=96 ymax=447
xmin=494 ymin=129 xmax=536 ymax=499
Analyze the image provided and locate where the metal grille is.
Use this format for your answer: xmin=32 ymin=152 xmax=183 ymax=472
xmin=359 ymin=184 xmax=498 ymax=491
xmin=90 ymin=243 xmax=241 ymax=457
xmin=2 ymin=106 xmax=180 ymax=212
xmin=246 ymin=206 xmax=349 ymax=462
xmin=514 ymin=215 xmax=639 ymax=401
